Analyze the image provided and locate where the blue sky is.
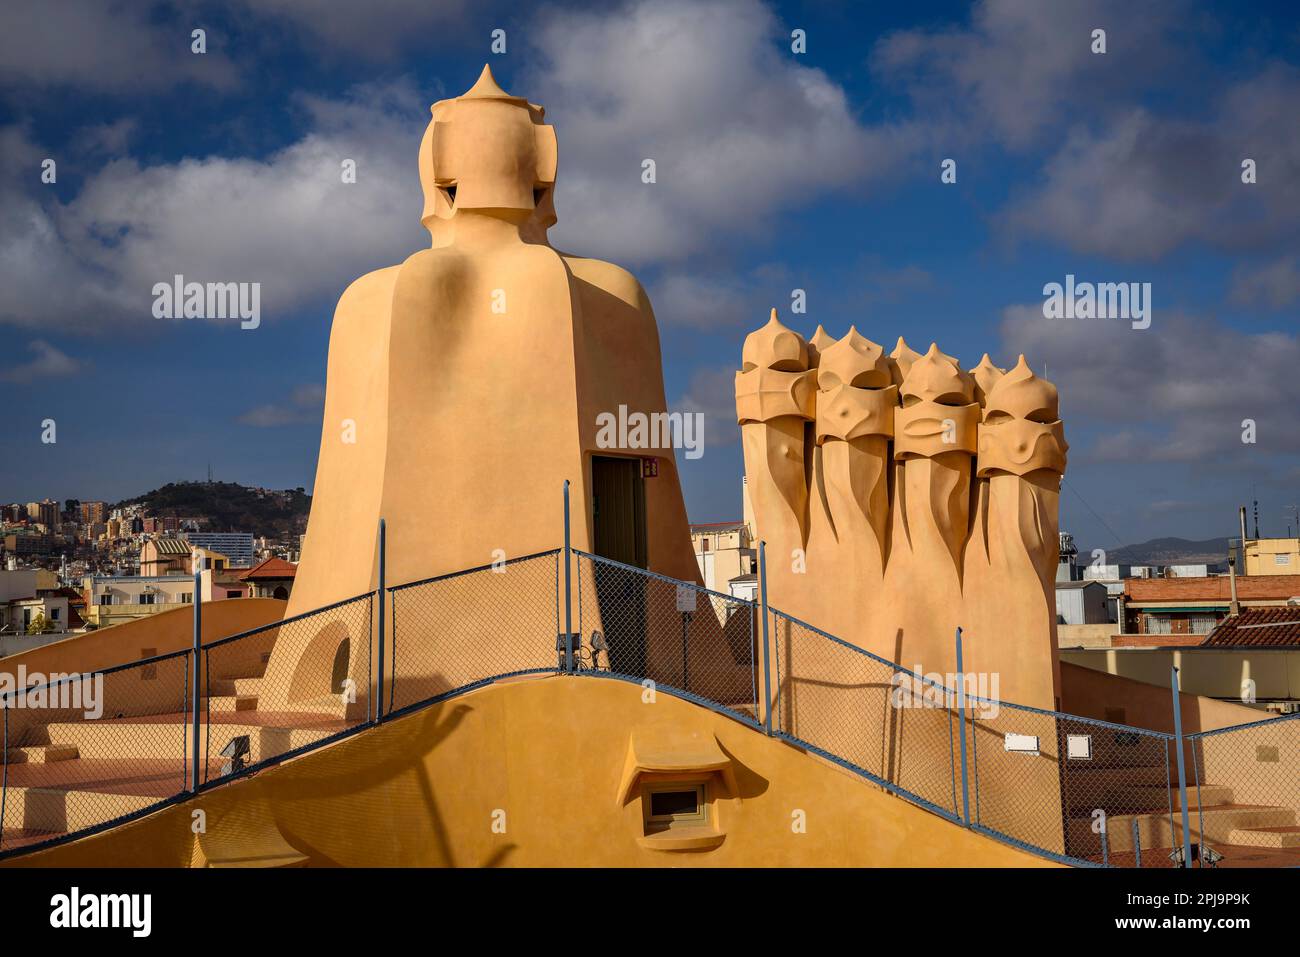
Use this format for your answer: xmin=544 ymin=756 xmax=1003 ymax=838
xmin=2 ymin=0 xmax=1299 ymax=552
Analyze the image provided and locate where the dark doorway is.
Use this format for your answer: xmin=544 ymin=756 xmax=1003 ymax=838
xmin=330 ymin=636 xmax=351 ymax=695
xmin=591 ymin=456 xmax=648 ymax=675
xmin=591 ymin=455 xmax=647 ymax=568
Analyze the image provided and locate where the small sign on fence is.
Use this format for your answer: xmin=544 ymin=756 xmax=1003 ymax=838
xmin=1067 ymin=734 xmax=1093 ymax=760
xmin=675 ymin=584 xmax=696 ymax=613
xmin=1004 ymin=733 xmax=1040 ymax=754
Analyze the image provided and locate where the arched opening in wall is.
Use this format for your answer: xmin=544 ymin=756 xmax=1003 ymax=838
xmin=285 ymin=620 xmax=355 ymax=708
xmin=273 ymin=585 xmax=288 ymax=600
xmin=331 ymin=636 xmax=351 ymax=695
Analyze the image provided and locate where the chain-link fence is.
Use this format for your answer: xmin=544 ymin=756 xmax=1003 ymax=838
xmin=961 ymin=692 xmax=1179 ymax=866
xmin=202 ymin=591 xmax=375 ymax=785
xmin=1185 ymin=711 xmax=1300 ymax=867
xmin=0 ymin=650 xmax=190 ymax=853
xmin=386 ymin=550 xmax=561 ymax=717
xmin=764 ymin=607 xmax=1281 ymax=867
xmin=769 ymin=608 xmax=966 ymax=821
xmin=3 ymin=529 xmax=1298 ymax=867
xmin=573 ymin=550 xmax=760 ymax=729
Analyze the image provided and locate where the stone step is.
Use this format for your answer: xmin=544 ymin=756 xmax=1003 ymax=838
xmin=1064 ymin=765 xmax=1170 ymax=789
xmin=1075 ymin=804 xmax=1298 ymax=851
xmin=206 ymin=695 xmax=259 ymax=713
xmin=207 ymin=677 xmax=265 ymax=697
xmin=1226 ymin=826 xmax=1300 ymax=849
xmin=3 ymin=786 xmax=161 ymax=833
xmin=1062 ymin=778 xmax=1176 ymax=814
xmin=3 ymin=744 xmax=80 ymax=764
xmin=1118 ymin=784 xmax=1234 ymax=811
xmin=1 ymin=754 xmax=226 ymax=833
xmin=36 ymin=720 xmax=337 ymax=763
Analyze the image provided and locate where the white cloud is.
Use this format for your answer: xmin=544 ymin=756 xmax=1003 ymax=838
xmin=0 ymin=340 xmax=83 ymax=383
xmin=223 ymin=0 xmax=471 ymax=60
xmin=999 ymin=303 xmax=1300 ymax=462
xmin=0 ymin=0 xmax=238 ymax=93
xmin=0 ymin=0 xmax=913 ymax=335
xmin=0 ymin=80 xmax=427 ymax=333
xmin=238 ymin=383 xmax=325 ymax=427
xmin=524 ymin=0 xmax=919 ymax=266
xmin=673 ymin=364 xmax=741 ymax=450
xmin=1000 ymin=66 xmax=1300 ymax=259
xmin=80 ymin=118 xmax=139 ymax=156
xmin=872 ymin=0 xmax=1189 ymax=149
xmin=0 ymin=0 xmax=924 ymax=335
xmin=649 ymin=263 xmax=790 ymax=329
xmin=1231 ymin=256 xmax=1300 ymax=309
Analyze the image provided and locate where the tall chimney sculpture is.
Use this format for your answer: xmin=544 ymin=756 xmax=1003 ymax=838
xmin=737 ymin=312 xmax=1068 ymax=710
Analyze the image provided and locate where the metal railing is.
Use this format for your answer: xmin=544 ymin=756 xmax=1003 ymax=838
xmin=200 ymin=591 xmax=376 ymax=786
xmin=386 ymin=549 xmax=561 ymax=718
xmin=1 ymin=488 xmax=1296 ymax=866
xmin=1 ymin=650 xmax=191 ymax=854
xmin=1185 ymin=711 xmax=1300 ymax=867
xmin=572 ymin=548 xmax=761 ymax=730
xmin=955 ymin=686 xmax=1179 ymax=866
xmin=763 ymin=603 xmax=1295 ymax=868
xmin=768 ymin=606 xmax=968 ymax=824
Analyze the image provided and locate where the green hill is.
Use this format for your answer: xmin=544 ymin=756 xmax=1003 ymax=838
xmin=113 ymin=481 xmax=311 ymax=539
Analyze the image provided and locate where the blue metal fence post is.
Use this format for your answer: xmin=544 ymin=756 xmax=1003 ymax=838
xmin=1170 ymin=665 xmax=1194 ymax=868
xmin=2 ymin=692 xmax=8 ymax=847
xmin=758 ymin=541 xmax=773 ymax=736
xmin=1191 ymin=734 xmax=1208 ymax=867
xmin=954 ymin=627 xmax=972 ymax=825
xmin=191 ymin=569 xmax=202 ymax=792
xmin=376 ymin=517 xmax=386 ymax=724
xmin=563 ymin=481 xmax=573 ymax=673
xmin=1132 ymin=818 xmax=1142 ymax=868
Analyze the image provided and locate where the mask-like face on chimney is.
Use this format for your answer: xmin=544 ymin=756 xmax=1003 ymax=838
xmin=418 ymin=64 xmax=558 ymax=232
xmin=977 ymin=356 xmax=1069 ymax=477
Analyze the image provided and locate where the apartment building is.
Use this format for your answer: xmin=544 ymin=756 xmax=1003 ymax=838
xmin=690 ymin=521 xmax=756 ymax=596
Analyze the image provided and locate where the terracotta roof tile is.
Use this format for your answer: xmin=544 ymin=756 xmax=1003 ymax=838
xmin=237 ymin=557 xmax=297 ymax=581
xmin=1202 ymin=607 xmax=1300 ymax=647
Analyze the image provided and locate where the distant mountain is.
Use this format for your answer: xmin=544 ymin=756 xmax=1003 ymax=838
xmin=113 ymin=481 xmax=311 ymax=540
xmin=1081 ymin=536 xmax=1231 ymax=566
